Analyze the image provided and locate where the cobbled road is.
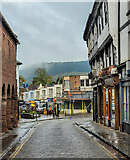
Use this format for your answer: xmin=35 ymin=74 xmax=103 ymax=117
xmin=13 ymin=116 xmax=118 ymax=159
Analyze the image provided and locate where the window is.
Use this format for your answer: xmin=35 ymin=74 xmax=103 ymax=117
xmin=105 ymin=46 xmax=108 ymax=67
xmin=104 ymin=1 xmax=108 ymax=24
xmin=42 ymin=90 xmax=46 ymax=97
xmin=64 ymin=80 xmax=70 ymax=90
xmin=56 ymin=87 xmax=61 ymax=97
xmin=8 ymin=40 xmax=10 ymax=60
xmin=123 ymin=86 xmax=129 ymax=122
xmin=80 ymin=80 xmax=84 ymax=86
xmin=108 ymin=45 xmax=111 ymax=66
xmin=99 ymin=16 xmax=101 ymax=35
xmin=3 ymin=34 xmax=5 ymax=41
xmin=112 ymin=45 xmax=116 ymax=65
xmin=30 ymin=92 xmax=34 ymax=100
xmin=36 ymin=91 xmax=40 ymax=100
xmin=86 ymin=79 xmax=89 ymax=86
xmin=49 ymin=89 xmax=53 ymax=97
xmin=25 ymin=93 xmax=29 ymax=100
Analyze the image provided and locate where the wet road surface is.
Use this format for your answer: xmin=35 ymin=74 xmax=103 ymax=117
xmin=9 ymin=117 xmax=124 ymax=159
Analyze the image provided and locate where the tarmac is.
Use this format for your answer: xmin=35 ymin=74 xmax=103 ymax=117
xmin=1 ymin=113 xmax=130 ymax=159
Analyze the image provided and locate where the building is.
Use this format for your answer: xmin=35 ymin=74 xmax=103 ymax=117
xmin=62 ymin=75 xmax=93 ymax=114
xmin=1 ymin=13 xmax=20 ymax=132
xmin=83 ymin=1 xmax=120 ymax=129
xmin=16 ymin=60 xmax=22 ymax=99
xmin=118 ymin=1 xmax=130 ymax=133
xmin=83 ymin=1 xmax=130 ymax=133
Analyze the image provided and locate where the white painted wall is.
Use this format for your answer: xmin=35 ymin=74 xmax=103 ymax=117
xmin=120 ymin=2 xmax=130 ymax=64
xmin=108 ymin=2 xmax=119 ymax=65
xmin=98 ymin=24 xmax=109 ymax=48
xmin=80 ymin=75 xmax=93 ymax=92
xmin=54 ymin=84 xmax=62 ymax=98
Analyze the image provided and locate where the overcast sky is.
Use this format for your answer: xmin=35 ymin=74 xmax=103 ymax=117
xmin=2 ymin=1 xmax=93 ymax=68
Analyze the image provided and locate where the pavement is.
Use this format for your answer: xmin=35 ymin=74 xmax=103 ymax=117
xmin=76 ymin=115 xmax=130 ymax=159
xmin=1 ymin=113 xmax=130 ymax=159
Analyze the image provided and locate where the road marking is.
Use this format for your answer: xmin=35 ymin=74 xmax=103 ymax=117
xmin=75 ymin=125 xmax=118 ymax=159
xmin=9 ymin=128 xmax=36 ymax=160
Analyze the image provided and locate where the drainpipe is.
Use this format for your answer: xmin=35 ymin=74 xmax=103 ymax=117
xmin=118 ymin=0 xmax=120 ymax=66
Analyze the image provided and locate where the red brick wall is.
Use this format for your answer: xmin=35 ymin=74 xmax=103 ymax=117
xmin=63 ymin=76 xmax=81 ymax=95
xmin=1 ymin=23 xmax=18 ymax=132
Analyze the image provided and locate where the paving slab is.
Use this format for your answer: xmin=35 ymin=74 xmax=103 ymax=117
xmin=76 ymin=118 xmax=130 ymax=158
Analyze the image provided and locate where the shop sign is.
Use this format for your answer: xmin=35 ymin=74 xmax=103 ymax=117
xmin=48 ymin=98 xmax=53 ymax=102
xmin=105 ymin=78 xmax=115 ymax=86
xmin=29 ymin=101 xmax=35 ymax=104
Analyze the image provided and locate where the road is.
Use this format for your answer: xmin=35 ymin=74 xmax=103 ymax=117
xmin=9 ymin=116 xmax=122 ymax=159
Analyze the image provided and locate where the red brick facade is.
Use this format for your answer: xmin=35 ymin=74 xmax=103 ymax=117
xmin=0 ymin=13 xmax=19 ymax=132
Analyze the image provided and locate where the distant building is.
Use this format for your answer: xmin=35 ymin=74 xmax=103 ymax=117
xmin=1 ymin=12 xmax=20 ymax=132
xmin=62 ymin=75 xmax=93 ymax=114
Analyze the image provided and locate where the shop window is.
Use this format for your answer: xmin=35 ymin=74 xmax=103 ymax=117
xmin=111 ymin=89 xmax=115 ymax=124
xmin=123 ymin=86 xmax=129 ymax=122
xmin=106 ymin=88 xmax=108 ymax=118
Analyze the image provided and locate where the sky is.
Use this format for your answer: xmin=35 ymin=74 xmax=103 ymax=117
xmin=2 ymin=1 xmax=93 ymax=68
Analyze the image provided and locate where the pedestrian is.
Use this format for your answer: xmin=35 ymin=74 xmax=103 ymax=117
xmin=46 ymin=106 xmax=49 ymax=117
xmin=52 ymin=108 xmax=55 ymax=119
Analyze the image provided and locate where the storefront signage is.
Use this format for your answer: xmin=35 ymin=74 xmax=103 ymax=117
xmin=48 ymin=98 xmax=53 ymax=102
xmin=105 ymin=78 xmax=115 ymax=86
xmin=29 ymin=101 xmax=35 ymax=104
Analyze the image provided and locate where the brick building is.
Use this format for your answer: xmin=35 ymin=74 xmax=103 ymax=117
xmin=0 ymin=13 xmax=20 ymax=132
xmin=62 ymin=75 xmax=93 ymax=114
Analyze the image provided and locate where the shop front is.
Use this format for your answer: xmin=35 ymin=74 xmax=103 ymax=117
xmin=102 ymin=77 xmax=120 ymax=130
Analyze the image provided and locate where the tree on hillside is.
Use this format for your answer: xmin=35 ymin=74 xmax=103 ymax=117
xmin=19 ymin=76 xmax=26 ymax=85
xmin=31 ymin=68 xmax=53 ymax=86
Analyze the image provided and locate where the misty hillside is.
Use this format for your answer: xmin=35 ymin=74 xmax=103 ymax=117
xmin=20 ymin=61 xmax=91 ymax=84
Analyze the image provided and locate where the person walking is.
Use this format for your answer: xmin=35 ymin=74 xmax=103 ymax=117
xmin=46 ymin=106 xmax=49 ymax=117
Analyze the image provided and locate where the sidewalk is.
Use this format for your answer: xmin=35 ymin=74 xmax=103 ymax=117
xmin=76 ymin=114 xmax=130 ymax=158
xmin=19 ymin=114 xmax=67 ymax=123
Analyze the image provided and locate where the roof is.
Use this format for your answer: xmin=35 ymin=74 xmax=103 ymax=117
xmin=0 ymin=12 xmax=20 ymax=44
xmin=17 ymin=60 xmax=23 ymax=65
xmin=28 ymin=85 xmax=39 ymax=90
xmin=83 ymin=1 xmax=100 ymax=41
